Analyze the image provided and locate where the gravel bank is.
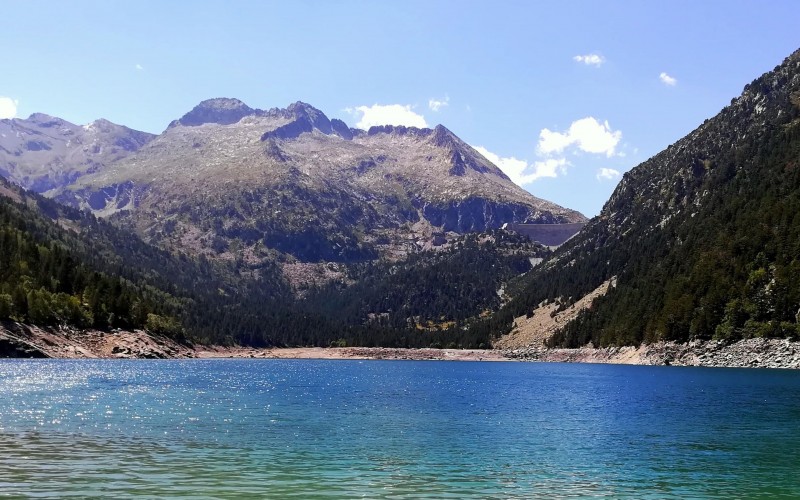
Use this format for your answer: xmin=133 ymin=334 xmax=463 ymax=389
xmin=505 ymin=338 xmax=800 ymax=369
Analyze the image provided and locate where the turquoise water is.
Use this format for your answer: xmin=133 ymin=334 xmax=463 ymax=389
xmin=0 ymin=360 xmax=798 ymax=498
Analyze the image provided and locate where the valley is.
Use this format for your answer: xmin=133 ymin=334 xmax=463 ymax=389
xmin=1 ymin=49 xmax=800 ymax=359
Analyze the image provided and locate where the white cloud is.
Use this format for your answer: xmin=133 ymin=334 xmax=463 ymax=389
xmin=532 ymin=158 xmax=569 ymax=179
xmin=596 ymin=167 xmax=621 ymax=180
xmin=659 ymin=72 xmax=677 ymax=86
xmin=349 ymin=103 xmax=428 ymax=129
xmin=473 ymin=145 xmax=567 ymax=186
xmin=573 ymin=54 xmax=605 ymax=67
xmin=428 ymin=95 xmax=449 ymax=112
xmin=0 ymin=97 xmax=18 ymax=119
xmin=537 ymin=117 xmax=622 ymax=157
xmin=135 ymin=63 xmax=144 ymax=70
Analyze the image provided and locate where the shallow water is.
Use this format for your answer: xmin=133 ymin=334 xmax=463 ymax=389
xmin=0 ymin=359 xmax=798 ymax=498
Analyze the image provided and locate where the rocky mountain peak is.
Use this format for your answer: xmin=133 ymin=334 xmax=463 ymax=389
xmin=431 ymin=124 xmax=458 ymax=149
xmin=89 ymin=117 xmax=114 ymax=128
xmin=261 ymin=101 xmax=357 ymax=141
xmin=27 ymin=113 xmax=70 ymax=129
xmin=286 ymin=101 xmax=323 ymax=118
xmin=169 ymin=98 xmax=256 ymax=128
xmin=0 ymin=112 xmax=156 ymax=193
xmin=286 ymin=101 xmax=333 ymax=134
xmin=85 ymin=118 xmax=126 ymax=134
xmin=82 ymin=118 xmax=155 ymax=152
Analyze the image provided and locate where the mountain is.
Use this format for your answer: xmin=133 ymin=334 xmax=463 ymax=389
xmin=26 ymin=99 xmax=584 ymax=266
xmin=0 ymin=173 xmax=367 ymax=348
xmin=485 ymin=49 xmax=800 ymax=348
xmin=0 ymin=99 xmax=577 ymax=349
xmin=0 ymin=114 xmax=154 ymax=193
xmin=1 ymin=169 xmax=540 ymax=349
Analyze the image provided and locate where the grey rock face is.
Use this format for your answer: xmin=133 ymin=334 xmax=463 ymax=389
xmin=330 ymin=119 xmax=354 ymax=140
xmin=169 ymin=98 xmax=256 ymax=127
xmin=421 ymin=198 xmax=572 ymax=233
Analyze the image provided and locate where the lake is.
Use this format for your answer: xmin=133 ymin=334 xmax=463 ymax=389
xmin=0 ymin=359 xmax=798 ymax=498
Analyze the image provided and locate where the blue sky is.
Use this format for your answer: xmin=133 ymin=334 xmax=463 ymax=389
xmin=2 ymin=1 xmax=798 ymax=216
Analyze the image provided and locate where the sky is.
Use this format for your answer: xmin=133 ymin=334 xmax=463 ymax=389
xmin=2 ymin=1 xmax=799 ymax=217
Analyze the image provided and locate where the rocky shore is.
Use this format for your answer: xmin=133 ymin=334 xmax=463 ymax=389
xmin=0 ymin=321 xmax=195 ymax=359
xmin=2 ymin=320 xmax=799 ymax=368
xmin=0 ymin=322 xmax=506 ymax=361
xmin=506 ymin=338 xmax=800 ymax=369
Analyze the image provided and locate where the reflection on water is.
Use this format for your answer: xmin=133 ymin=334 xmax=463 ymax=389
xmin=0 ymin=359 xmax=798 ymax=497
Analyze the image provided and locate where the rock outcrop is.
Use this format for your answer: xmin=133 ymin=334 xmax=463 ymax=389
xmin=0 ymin=321 xmax=195 ymax=359
xmin=169 ymin=97 xmax=256 ymax=127
xmin=506 ymin=338 xmax=800 ymax=369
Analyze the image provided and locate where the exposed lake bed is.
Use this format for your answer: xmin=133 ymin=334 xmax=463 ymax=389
xmin=2 ymin=321 xmax=800 ymax=369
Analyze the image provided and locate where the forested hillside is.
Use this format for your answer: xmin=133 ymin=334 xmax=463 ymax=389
xmin=303 ymin=231 xmax=547 ymax=333
xmin=1 ymin=178 xmax=546 ymax=349
xmin=481 ymin=49 xmax=800 ymax=348
xmin=1 ymin=187 xmax=183 ymax=336
xmin=0 ymin=177 xmax=315 ymax=345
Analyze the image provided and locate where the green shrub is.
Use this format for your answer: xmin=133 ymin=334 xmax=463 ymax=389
xmin=145 ymin=313 xmax=185 ymax=340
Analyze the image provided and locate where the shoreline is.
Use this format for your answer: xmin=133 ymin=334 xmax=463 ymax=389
xmin=196 ymin=346 xmax=509 ymax=361
xmin=505 ymin=338 xmax=800 ymax=369
xmin=1 ymin=321 xmax=799 ymax=368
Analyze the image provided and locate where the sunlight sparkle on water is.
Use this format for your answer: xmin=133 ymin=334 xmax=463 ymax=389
xmin=0 ymin=359 xmax=798 ymax=498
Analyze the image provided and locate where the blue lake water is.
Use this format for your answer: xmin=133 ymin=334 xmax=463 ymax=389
xmin=0 ymin=359 xmax=798 ymax=498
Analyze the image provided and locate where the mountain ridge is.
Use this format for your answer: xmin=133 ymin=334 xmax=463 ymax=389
xmin=0 ymin=114 xmax=155 ymax=193
xmin=18 ymin=99 xmax=584 ymax=265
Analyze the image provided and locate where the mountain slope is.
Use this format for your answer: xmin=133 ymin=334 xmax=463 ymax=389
xmin=485 ymin=48 xmax=800 ymax=347
xmin=1 ymin=175 xmax=521 ymax=349
xmin=0 ymin=175 xmax=187 ymax=335
xmin=43 ymin=100 xmax=584 ymax=263
xmin=302 ymin=230 xmax=549 ymax=334
xmin=0 ymin=174 xmax=345 ymax=347
xmin=0 ymin=114 xmax=154 ymax=193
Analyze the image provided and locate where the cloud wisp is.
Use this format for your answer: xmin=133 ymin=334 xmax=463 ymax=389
xmin=537 ymin=117 xmax=622 ymax=158
xmin=474 ymin=116 xmax=625 ymax=188
xmin=659 ymin=72 xmax=677 ymax=86
xmin=596 ymin=167 xmax=621 ymax=180
xmin=473 ymin=146 xmax=567 ymax=185
xmin=347 ymin=104 xmax=428 ymax=129
xmin=573 ymin=54 xmax=605 ymax=67
xmin=428 ymin=95 xmax=449 ymax=112
xmin=0 ymin=97 xmax=18 ymax=119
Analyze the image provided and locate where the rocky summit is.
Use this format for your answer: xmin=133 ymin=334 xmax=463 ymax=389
xmin=0 ymin=100 xmax=583 ymax=264
xmin=0 ymin=114 xmax=155 ymax=193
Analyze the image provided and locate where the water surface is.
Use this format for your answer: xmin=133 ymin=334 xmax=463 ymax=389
xmin=0 ymin=360 xmax=798 ymax=498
